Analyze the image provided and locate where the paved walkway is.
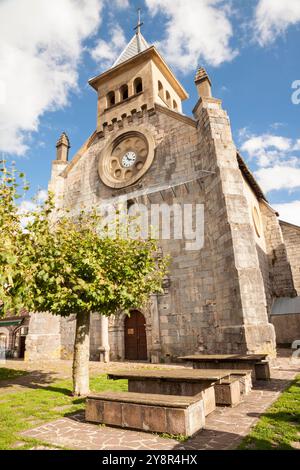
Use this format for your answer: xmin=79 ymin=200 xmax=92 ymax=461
xmin=17 ymin=351 xmax=300 ymax=450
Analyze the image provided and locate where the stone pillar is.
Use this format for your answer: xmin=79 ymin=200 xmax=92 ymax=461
xmin=150 ymin=295 xmax=162 ymax=363
xmin=99 ymin=315 xmax=110 ymax=362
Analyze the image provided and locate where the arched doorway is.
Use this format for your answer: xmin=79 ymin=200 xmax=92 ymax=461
xmin=124 ymin=311 xmax=147 ymax=360
xmin=14 ymin=326 xmax=28 ymax=359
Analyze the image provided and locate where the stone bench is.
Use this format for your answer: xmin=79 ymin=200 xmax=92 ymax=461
xmin=214 ymin=376 xmax=241 ymax=407
xmin=107 ymin=369 xmax=233 ymax=416
xmin=86 ymin=391 xmax=205 ymax=437
xmin=178 ymin=354 xmax=271 ymax=380
xmin=231 ymin=370 xmax=253 ymax=396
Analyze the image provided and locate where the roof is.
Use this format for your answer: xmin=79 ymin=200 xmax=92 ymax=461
xmin=271 ymin=297 xmax=300 ymax=315
xmin=112 ymin=32 xmax=150 ymax=68
xmin=237 ymin=152 xmax=267 ymax=202
xmin=279 ymin=220 xmax=300 ymax=232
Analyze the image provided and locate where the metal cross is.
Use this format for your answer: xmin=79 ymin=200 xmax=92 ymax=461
xmin=134 ymin=8 xmax=143 ymax=34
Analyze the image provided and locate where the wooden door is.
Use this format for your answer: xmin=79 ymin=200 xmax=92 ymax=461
xmin=124 ymin=311 xmax=147 ymax=360
xmin=19 ymin=336 xmax=26 ymax=359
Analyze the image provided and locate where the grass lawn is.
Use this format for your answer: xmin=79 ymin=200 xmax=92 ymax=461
xmin=0 ymin=368 xmax=29 ymax=381
xmin=0 ymin=373 xmax=127 ymax=450
xmin=240 ymin=375 xmax=300 ymax=450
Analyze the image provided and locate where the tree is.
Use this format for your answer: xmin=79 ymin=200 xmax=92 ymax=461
xmin=0 ymin=161 xmax=29 ymax=315
xmin=0 ymin=162 xmax=167 ymax=395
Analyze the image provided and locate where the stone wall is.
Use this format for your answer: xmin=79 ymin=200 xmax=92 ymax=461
xmin=60 ymin=313 xmax=105 ymax=361
xmin=47 ymin=100 xmax=277 ymax=361
xmin=280 ymin=221 xmax=300 ymax=295
xmin=260 ymin=202 xmax=296 ymax=300
xmin=271 ymin=314 xmax=300 ymax=344
xmin=25 ymin=312 xmax=61 ymax=361
xmin=60 ymin=315 xmax=76 ymax=359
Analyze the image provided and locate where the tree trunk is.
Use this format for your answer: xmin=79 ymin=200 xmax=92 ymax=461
xmin=72 ymin=311 xmax=90 ymax=396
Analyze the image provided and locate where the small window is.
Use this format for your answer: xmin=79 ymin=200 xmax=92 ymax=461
xmin=120 ymin=84 xmax=129 ymax=101
xmin=166 ymin=91 xmax=171 ymax=106
xmin=107 ymin=91 xmax=115 ymax=107
xmin=173 ymin=100 xmax=178 ymax=111
xmin=158 ymin=81 xmax=164 ymax=100
xmin=134 ymin=77 xmax=143 ymax=94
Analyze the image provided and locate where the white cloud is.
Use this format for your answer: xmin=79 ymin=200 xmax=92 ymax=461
xmin=240 ymin=133 xmax=295 ymax=167
xmin=240 ymin=131 xmax=300 ymax=194
xmin=145 ymin=0 xmax=237 ymax=71
xmin=113 ymin=0 xmax=129 ymax=8
xmin=274 ymin=200 xmax=300 ymax=227
xmin=255 ymin=166 xmax=300 ymax=193
xmin=255 ymin=0 xmax=300 ymax=46
xmin=240 ymin=131 xmax=300 ymax=167
xmin=0 ymin=0 xmax=103 ymax=156
xmin=90 ymin=24 xmax=127 ymax=69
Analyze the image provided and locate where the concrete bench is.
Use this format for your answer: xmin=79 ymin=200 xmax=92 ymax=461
xmin=178 ymin=354 xmax=271 ymax=380
xmin=86 ymin=391 xmax=205 ymax=437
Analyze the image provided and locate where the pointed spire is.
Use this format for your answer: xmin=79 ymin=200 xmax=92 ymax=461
xmin=112 ymin=9 xmax=150 ymax=68
xmin=56 ymin=132 xmax=70 ymax=162
xmin=194 ymin=67 xmax=212 ymax=98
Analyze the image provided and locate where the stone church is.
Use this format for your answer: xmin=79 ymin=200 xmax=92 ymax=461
xmin=2 ymin=24 xmax=300 ymax=363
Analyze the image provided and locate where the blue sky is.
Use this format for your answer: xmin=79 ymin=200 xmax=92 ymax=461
xmin=1 ymin=0 xmax=300 ymax=224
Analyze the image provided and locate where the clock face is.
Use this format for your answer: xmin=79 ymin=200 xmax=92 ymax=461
xmin=98 ymin=128 xmax=155 ymax=189
xmin=122 ymin=151 xmax=136 ymax=168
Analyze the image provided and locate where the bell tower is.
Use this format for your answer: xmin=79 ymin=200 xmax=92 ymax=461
xmin=88 ymin=11 xmax=188 ymax=131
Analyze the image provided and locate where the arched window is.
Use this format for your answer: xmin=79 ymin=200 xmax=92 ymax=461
xmin=158 ymin=81 xmax=164 ymax=100
xmin=134 ymin=77 xmax=143 ymax=94
xmin=173 ymin=100 xmax=178 ymax=111
xmin=166 ymin=91 xmax=171 ymax=106
xmin=107 ymin=91 xmax=115 ymax=107
xmin=120 ymin=84 xmax=129 ymax=101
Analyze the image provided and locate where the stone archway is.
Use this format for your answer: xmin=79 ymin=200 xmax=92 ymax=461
xmin=124 ymin=310 xmax=147 ymax=361
xmin=108 ymin=299 xmax=159 ymax=362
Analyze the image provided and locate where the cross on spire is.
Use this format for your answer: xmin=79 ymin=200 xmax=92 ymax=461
xmin=134 ymin=8 xmax=143 ymax=35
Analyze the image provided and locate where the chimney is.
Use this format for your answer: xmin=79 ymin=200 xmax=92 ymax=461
xmin=194 ymin=67 xmax=212 ymax=99
xmin=56 ymin=132 xmax=70 ymax=162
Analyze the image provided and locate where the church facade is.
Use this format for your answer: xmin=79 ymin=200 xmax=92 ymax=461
xmin=19 ymin=27 xmax=300 ymax=363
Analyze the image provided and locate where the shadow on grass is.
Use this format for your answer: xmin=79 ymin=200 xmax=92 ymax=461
xmin=0 ymin=369 xmax=67 ymax=392
xmin=239 ymin=435 xmax=296 ymax=450
xmin=37 ymin=384 xmax=73 ymax=396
